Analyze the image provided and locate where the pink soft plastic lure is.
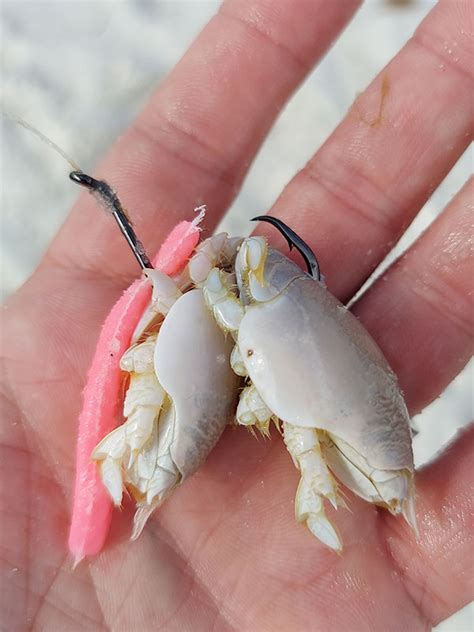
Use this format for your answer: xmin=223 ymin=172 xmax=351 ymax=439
xmin=69 ymin=217 xmax=201 ymax=565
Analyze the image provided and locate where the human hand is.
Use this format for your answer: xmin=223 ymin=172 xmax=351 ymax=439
xmin=2 ymin=1 xmax=472 ymax=629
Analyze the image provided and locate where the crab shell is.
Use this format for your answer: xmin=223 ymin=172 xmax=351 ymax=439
xmin=154 ymin=288 xmax=240 ymax=478
xmin=237 ymin=248 xmax=414 ymax=497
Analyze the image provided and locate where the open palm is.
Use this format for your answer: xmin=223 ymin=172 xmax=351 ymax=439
xmin=2 ymin=1 xmax=472 ymax=630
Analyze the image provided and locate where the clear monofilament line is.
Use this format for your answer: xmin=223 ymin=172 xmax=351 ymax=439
xmin=3 ymin=112 xmax=152 ymax=269
xmin=3 ymin=110 xmax=82 ymax=171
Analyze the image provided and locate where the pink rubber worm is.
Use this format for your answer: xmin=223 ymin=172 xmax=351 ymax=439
xmin=68 ymin=171 xmax=202 ymax=564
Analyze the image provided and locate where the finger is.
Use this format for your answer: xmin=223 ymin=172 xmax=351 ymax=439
xmin=382 ymin=424 xmax=474 ymax=627
xmin=353 ymin=178 xmax=473 ymax=414
xmin=257 ymin=0 xmax=472 ymax=301
xmin=47 ymin=0 xmax=361 ymax=278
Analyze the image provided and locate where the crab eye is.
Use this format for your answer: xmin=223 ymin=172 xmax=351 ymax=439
xmin=247 ymin=238 xmax=265 ymax=271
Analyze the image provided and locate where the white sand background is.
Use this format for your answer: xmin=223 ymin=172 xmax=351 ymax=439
xmin=1 ymin=0 xmax=472 ymax=629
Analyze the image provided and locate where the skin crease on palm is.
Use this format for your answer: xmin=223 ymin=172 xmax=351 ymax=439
xmin=1 ymin=0 xmax=473 ymax=630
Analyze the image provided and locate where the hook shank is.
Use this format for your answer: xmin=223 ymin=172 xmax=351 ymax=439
xmin=69 ymin=171 xmax=152 ymax=270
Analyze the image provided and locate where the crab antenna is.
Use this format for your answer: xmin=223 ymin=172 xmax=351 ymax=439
xmin=70 ymin=171 xmax=152 ymax=270
xmin=251 ymin=215 xmax=321 ymax=281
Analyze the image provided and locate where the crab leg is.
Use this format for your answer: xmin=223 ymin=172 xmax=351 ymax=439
xmin=68 ymin=217 xmax=202 ymax=565
xmin=131 ymin=232 xmax=242 ymax=343
xmin=91 ymin=338 xmax=165 ymax=505
xmin=282 ymin=423 xmax=343 ymax=552
xmin=236 ymin=385 xmax=275 ymax=437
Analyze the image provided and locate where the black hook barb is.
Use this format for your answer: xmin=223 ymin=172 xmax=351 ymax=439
xmin=70 ymin=171 xmax=152 ymax=270
xmin=251 ymin=215 xmax=321 ymax=281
